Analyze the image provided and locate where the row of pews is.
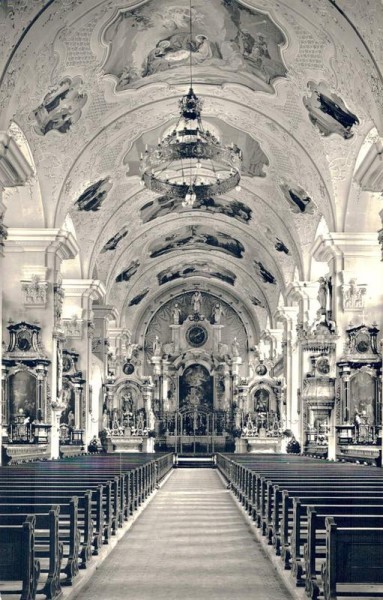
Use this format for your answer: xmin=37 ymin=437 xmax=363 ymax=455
xmin=0 ymin=452 xmax=173 ymax=600
xmin=217 ymin=453 xmax=383 ymax=600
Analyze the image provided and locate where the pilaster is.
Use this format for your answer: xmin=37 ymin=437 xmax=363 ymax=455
xmin=62 ymin=279 xmax=106 ymax=443
xmin=312 ymin=232 xmax=382 ymax=333
xmin=274 ymin=306 xmax=300 ymax=437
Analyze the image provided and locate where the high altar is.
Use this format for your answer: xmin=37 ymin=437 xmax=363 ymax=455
xmin=103 ymin=290 xmax=285 ymax=453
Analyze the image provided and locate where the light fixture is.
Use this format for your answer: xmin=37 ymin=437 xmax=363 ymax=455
xmin=140 ymin=2 xmax=242 ymax=207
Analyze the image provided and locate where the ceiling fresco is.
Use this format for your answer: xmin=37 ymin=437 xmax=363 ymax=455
xmin=148 ymin=225 xmax=245 ymax=259
xmin=157 ymin=262 xmax=237 ymax=287
xmin=102 ymin=0 xmax=287 ymax=92
xmin=1 ymin=0 xmax=383 ymax=332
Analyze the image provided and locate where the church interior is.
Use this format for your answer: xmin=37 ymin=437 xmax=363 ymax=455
xmin=1 ymin=1 xmax=383 ymax=599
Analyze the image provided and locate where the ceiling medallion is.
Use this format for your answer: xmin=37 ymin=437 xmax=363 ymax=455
xmin=140 ymin=3 xmax=242 ymax=208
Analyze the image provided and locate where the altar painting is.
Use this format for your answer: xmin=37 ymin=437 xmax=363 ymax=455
xmin=9 ymin=370 xmax=37 ymax=420
xmin=60 ymin=381 xmax=75 ymax=425
xmin=179 ymin=364 xmax=213 ymax=411
xmin=350 ymin=371 xmax=376 ymax=425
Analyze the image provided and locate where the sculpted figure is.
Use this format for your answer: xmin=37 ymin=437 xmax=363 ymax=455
xmin=317 ymin=277 xmax=328 ymax=313
xmin=192 ymin=291 xmax=202 ymax=314
xmin=212 ymin=303 xmax=224 ymax=324
xmin=153 ymin=335 xmax=161 ymax=356
xmin=172 ymin=303 xmax=181 ymax=325
xmin=232 ymin=337 xmax=240 ymax=357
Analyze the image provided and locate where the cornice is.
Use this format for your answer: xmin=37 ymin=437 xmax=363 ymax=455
xmin=312 ymin=232 xmax=380 ymax=262
xmin=5 ymin=228 xmax=78 ymax=259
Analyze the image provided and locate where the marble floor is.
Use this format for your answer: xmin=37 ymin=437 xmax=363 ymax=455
xmin=72 ymin=468 xmax=294 ymax=600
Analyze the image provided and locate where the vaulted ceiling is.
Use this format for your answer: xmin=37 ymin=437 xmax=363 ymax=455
xmin=1 ymin=0 xmax=382 ymax=333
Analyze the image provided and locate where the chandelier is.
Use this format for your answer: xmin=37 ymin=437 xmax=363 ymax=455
xmin=140 ymin=5 xmax=242 ymax=207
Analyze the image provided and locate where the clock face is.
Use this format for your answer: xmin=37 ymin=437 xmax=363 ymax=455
xmin=316 ymin=358 xmax=330 ymax=374
xmin=356 ymin=333 xmax=369 ymax=353
xmin=123 ymin=361 xmax=135 ymax=375
xmin=186 ymin=325 xmax=208 ymax=348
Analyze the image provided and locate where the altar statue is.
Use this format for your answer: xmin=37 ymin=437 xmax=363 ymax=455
xmin=317 ymin=277 xmax=328 ymax=314
xmin=231 ymin=337 xmax=240 ymax=357
xmin=172 ymin=303 xmax=181 ymax=325
xmin=212 ymin=303 xmax=224 ymax=324
xmin=192 ymin=291 xmax=202 ymax=314
xmin=152 ymin=335 xmax=161 ymax=356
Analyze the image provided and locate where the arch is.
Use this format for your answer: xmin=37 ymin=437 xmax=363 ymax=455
xmin=3 ymin=121 xmax=45 ymax=227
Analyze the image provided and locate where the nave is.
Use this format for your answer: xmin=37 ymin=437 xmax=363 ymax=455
xmin=72 ymin=468 xmax=293 ymax=600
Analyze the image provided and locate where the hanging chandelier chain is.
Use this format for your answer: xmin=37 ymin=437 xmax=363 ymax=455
xmin=189 ymin=0 xmax=193 ymax=90
xmin=139 ymin=1 xmax=242 ymax=204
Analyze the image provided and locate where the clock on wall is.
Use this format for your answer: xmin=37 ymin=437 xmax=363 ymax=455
xmin=186 ymin=325 xmax=208 ymax=348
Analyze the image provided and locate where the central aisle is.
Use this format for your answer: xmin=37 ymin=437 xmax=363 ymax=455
xmin=73 ymin=468 xmax=293 ymax=600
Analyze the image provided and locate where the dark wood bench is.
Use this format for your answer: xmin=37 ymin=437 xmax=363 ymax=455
xmin=290 ymin=504 xmax=383 ymax=587
xmin=0 ymin=516 xmax=40 ymax=600
xmin=280 ymin=489 xmax=383 ymax=568
xmin=0 ymin=507 xmax=63 ymax=600
xmin=0 ymin=499 xmax=79 ymax=585
xmin=217 ymin=453 xmax=383 ymax=598
xmin=321 ymin=517 xmax=383 ymax=600
xmin=0 ymin=491 xmax=93 ymax=569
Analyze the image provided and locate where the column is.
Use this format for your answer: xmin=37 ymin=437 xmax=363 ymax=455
xmin=62 ymin=279 xmax=106 ymax=444
xmin=0 ymin=131 xmax=33 ymax=464
xmin=92 ymin=305 xmax=119 ymax=379
xmin=274 ymin=306 xmax=300 ymax=437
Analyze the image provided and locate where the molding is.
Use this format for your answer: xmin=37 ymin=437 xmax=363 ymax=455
xmin=354 ymin=140 xmax=383 ymax=192
xmin=62 ymin=279 xmax=106 ymax=302
xmin=5 ymin=228 xmax=78 ymax=259
xmin=312 ymin=232 xmax=380 ymax=263
xmin=92 ymin=304 xmax=119 ymax=322
xmin=0 ymin=132 xmax=33 ymax=187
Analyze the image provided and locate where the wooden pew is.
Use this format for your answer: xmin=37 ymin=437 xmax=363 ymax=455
xmin=0 ymin=477 xmax=114 ymax=545
xmin=0 ymin=507 xmax=63 ymax=600
xmin=0 ymin=499 xmax=79 ymax=585
xmin=0 ymin=453 xmax=173 ymax=593
xmin=321 ymin=516 xmax=383 ymax=600
xmin=0 ymin=491 xmax=93 ymax=569
xmin=0 ymin=515 xmax=40 ymax=600
xmin=279 ymin=489 xmax=383 ymax=568
xmin=217 ymin=454 xmax=383 ymax=599
xmin=290 ymin=503 xmax=383 ymax=587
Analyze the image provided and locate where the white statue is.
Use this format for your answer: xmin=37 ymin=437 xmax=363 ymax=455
xmin=212 ymin=303 xmax=223 ymax=324
xmin=148 ymin=408 xmax=155 ymax=430
xmin=172 ymin=303 xmax=181 ymax=325
xmin=317 ymin=276 xmax=328 ymax=313
xmin=192 ymin=291 xmax=202 ymax=314
xmin=152 ymin=335 xmax=161 ymax=356
xmin=232 ymin=337 xmax=240 ymax=357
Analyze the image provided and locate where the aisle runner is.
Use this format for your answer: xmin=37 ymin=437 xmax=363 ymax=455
xmin=74 ymin=469 xmax=293 ymax=600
